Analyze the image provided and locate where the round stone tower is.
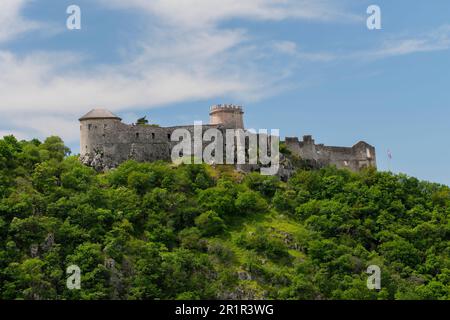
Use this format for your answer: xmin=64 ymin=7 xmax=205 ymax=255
xmin=209 ymin=104 xmax=244 ymax=129
xmin=79 ymin=109 xmax=122 ymax=158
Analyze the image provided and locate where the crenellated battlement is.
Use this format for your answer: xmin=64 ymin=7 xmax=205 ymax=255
xmin=284 ymin=135 xmax=377 ymax=171
xmin=209 ymin=104 xmax=244 ymax=129
xmin=210 ymin=104 xmax=244 ymax=113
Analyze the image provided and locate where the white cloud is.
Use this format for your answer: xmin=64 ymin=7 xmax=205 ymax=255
xmin=0 ymin=130 xmax=29 ymax=141
xmin=273 ymin=40 xmax=336 ymax=62
xmin=0 ymin=47 xmax=252 ymax=111
xmin=99 ymin=0 xmax=360 ymax=28
xmin=273 ymin=41 xmax=299 ymax=55
xmin=4 ymin=1 xmax=357 ymax=144
xmin=360 ymin=25 xmax=450 ymax=59
xmin=10 ymin=116 xmax=80 ymax=145
xmin=0 ymin=40 xmax=281 ymax=144
xmin=0 ymin=0 xmax=40 ymax=43
xmin=10 ymin=0 xmax=449 ymax=147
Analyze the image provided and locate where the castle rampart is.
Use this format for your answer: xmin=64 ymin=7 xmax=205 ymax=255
xmin=79 ymin=106 xmax=376 ymax=173
xmin=285 ymin=135 xmax=377 ymax=171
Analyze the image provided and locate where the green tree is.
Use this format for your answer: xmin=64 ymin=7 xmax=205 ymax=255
xmin=195 ymin=210 xmax=226 ymax=236
xmin=136 ymin=116 xmax=149 ymax=125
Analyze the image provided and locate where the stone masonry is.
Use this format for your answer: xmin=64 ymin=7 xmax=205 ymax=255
xmin=79 ymin=105 xmax=376 ymax=173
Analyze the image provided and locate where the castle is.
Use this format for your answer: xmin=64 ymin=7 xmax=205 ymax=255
xmin=79 ymin=105 xmax=376 ymax=173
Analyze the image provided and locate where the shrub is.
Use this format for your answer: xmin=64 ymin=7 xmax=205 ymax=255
xmin=195 ymin=210 xmax=226 ymax=236
xmin=235 ymin=191 xmax=268 ymax=215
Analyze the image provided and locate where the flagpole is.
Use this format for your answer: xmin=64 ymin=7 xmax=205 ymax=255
xmin=387 ymin=149 xmax=392 ymax=173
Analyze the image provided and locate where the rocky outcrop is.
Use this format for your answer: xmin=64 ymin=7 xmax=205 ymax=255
xmin=80 ymin=151 xmax=117 ymax=172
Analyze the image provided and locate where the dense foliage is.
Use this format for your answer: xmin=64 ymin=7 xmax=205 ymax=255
xmin=0 ymin=135 xmax=449 ymax=300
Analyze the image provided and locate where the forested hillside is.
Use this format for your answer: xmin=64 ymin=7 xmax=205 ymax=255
xmin=0 ymin=135 xmax=449 ymax=300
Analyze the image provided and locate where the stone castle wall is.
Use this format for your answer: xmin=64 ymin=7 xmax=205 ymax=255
xmin=285 ymin=135 xmax=377 ymax=171
xmin=80 ymin=118 xmax=222 ymax=170
xmin=79 ymin=106 xmax=377 ymax=173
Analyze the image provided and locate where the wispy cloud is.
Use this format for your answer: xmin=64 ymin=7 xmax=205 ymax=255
xmin=1 ymin=0 xmax=360 ymax=143
xmin=0 ymin=129 xmax=29 ymax=141
xmin=99 ymin=0 xmax=361 ymax=28
xmin=359 ymin=25 xmax=450 ymax=59
xmin=0 ymin=0 xmax=40 ymax=43
xmin=273 ymin=25 xmax=450 ymax=63
xmin=0 ymin=35 xmax=285 ymax=143
xmin=273 ymin=40 xmax=336 ymax=62
xmin=3 ymin=1 xmax=449 ymax=146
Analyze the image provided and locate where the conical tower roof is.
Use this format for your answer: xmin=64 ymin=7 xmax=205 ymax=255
xmin=79 ymin=109 xmax=122 ymax=121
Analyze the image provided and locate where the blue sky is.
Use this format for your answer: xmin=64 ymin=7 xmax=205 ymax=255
xmin=0 ymin=0 xmax=449 ymax=185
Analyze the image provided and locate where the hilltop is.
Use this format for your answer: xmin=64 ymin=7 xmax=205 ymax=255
xmin=0 ymin=135 xmax=449 ymax=300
